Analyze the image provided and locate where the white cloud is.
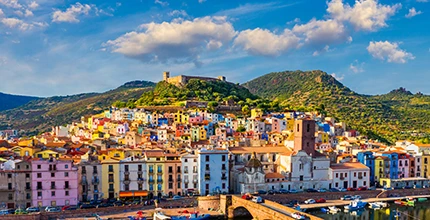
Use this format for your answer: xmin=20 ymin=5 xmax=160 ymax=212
xmin=198 ymin=0 xmax=206 ymax=3
xmin=0 ymin=0 xmax=22 ymax=9
xmin=312 ymin=45 xmax=330 ymax=56
xmin=168 ymin=10 xmax=188 ymax=17
xmin=405 ymin=8 xmax=422 ymax=18
xmin=1 ymin=17 xmax=32 ymax=30
xmin=367 ymin=41 xmax=415 ymax=63
xmin=327 ymin=0 xmax=401 ymax=31
xmin=105 ymin=16 xmax=236 ymax=65
xmin=0 ymin=9 xmax=4 ymax=17
xmin=234 ymin=28 xmax=300 ymax=56
xmin=293 ymin=18 xmax=350 ymax=46
xmin=287 ymin=18 xmax=300 ymax=25
xmin=25 ymin=9 xmax=33 ymax=17
xmin=215 ymin=2 xmax=295 ymax=18
xmin=349 ymin=60 xmax=364 ymax=73
xmin=28 ymin=1 xmax=38 ymax=9
xmin=52 ymin=2 xmax=92 ymax=23
xmin=14 ymin=10 xmax=23 ymax=16
xmin=331 ymin=73 xmax=344 ymax=81
xmin=154 ymin=0 xmax=169 ymax=6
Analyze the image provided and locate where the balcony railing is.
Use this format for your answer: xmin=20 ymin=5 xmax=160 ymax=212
xmin=138 ymin=171 xmax=143 ymax=175
xmin=221 ymin=176 xmax=227 ymax=180
xmin=184 ymin=179 xmax=189 ymax=183
xmin=193 ymin=170 xmax=198 ymax=173
xmin=157 ymin=179 xmax=163 ymax=183
xmin=92 ymin=178 xmax=99 ymax=184
xmin=157 ymin=170 xmax=163 ymax=174
xmin=93 ymin=170 xmax=98 ymax=175
xmin=340 ymin=177 xmax=345 ymax=180
xmin=148 ymin=179 xmax=154 ymax=183
xmin=124 ymin=171 xmax=130 ymax=175
xmin=108 ymin=178 xmax=114 ymax=183
xmin=108 ymin=188 xmax=114 ymax=192
xmin=193 ymin=179 xmax=198 ymax=183
xmin=184 ymin=170 xmax=189 ymax=173
xmin=123 ymin=180 xmax=130 ymax=185
xmin=204 ymin=175 xmax=210 ymax=181
xmin=149 ymin=170 xmax=154 ymax=174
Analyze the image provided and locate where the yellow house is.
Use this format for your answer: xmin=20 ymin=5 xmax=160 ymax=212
xmin=251 ymin=109 xmax=263 ymax=118
xmin=35 ymin=150 xmax=59 ymax=159
xmin=144 ymin=151 xmax=166 ymax=197
xmin=101 ymin=158 xmax=120 ymax=200
xmin=174 ymin=111 xmax=189 ymax=124
xmin=0 ymin=147 xmax=9 ymax=152
xmin=108 ymin=148 xmax=125 ymax=159
xmin=18 ymin=139 xmax=35 ymax=147
xmin=286 ymin=118 xmax=295 ymax=133
xmin=199 ymin=126 xmax=207 ymax=141
xmin=11 ymin=146 xmax=40 ymax=157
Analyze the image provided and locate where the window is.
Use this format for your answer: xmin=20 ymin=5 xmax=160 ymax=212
xmin=363 ymin=181 xmax=367 ymax=186
xmin=65 ymin=172 xmax=69 ymax=177
xmin=177 ymin=182 xmax=181 ymax=188
xmin=65 ymin=164 xmax=69 ymax=169
xmin=185 ymin=183 xmax=189 ymax=189
xmin=27 ymin=193 xmax=31 ymax=199
xmin=345 ymin=173 xmax=348 ymax=177
xmin=297 ymin=124 xmax=300 ymax=132
xmin=8 ymin=183 xmax=12 ymax=190
xmin=222 ymin=155 xmax=226 ymax=162
xmin=205 ymin=155 xmax=209 ymax=162
xmin=17 ymin=165 xmax=20 ymax=170
xmin=354 ymin=172 xmax=356 ymax=177
xmin=222 ymin=183 xmax=226 ymax=189
xmin=51 ymin=172 xmax=55 ymax=177
xmin=222 ymin=164 xmax=226 ymax=170
xmin=125 ymin=165 xmax=129 ymax=172
xmin=125 ymin=185 xmax=129 ymax=191
xmin=37 ymin=191 xmax=42 ymax=197
xmin=51 ymin=191 xmax=55 ymax=197
xmin=168 ymin=183 xmax=173 ymax=189
xmin=65 ymin=191 xmax=69 ymax=196
xmin=37 ymin=165 xmax=41 ymax=169
xmin=306 ymin=123 xmax=310 ymax=132
xmin=8 ymin=193 xmax=13 ymax=200
xmin=335 ymin=173 xmax=338 ymax=178
xmin=205 ymin=164 xmax=210 ymax=171
xmin=364 ymin=172 xmax=366 ymax=177
xmin=7 ymin=174 xmax=12 ymax=178
xmin=184 ymin=159 xmax=188 ymax=163
xmin=26 ymin=173 xmax=30 ymax=178
xmin=168 ymin=166 xmax=173 ymax=173
xmin=108 ymin=165 xmax=114 ymax=172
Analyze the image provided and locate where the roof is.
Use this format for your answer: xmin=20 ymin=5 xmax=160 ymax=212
xmin=330 ymin=162 xmax=369 ymax=170
xmin=265 ymin=173 xmax=285 ymax=179
xmin=245 ymin=152 xmax=262 ymax=168
xmin=229 ymin=146 xmax=292 ymax=154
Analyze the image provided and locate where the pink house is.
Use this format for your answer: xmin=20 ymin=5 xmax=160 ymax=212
xmin=31 ymin=158 xmax=78 ymax=207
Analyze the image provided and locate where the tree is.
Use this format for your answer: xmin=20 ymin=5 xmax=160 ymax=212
xmin=242 ymin=105 xmax=250 ymax=115
xmin=237 ymin=126 xmax=246 ymax=132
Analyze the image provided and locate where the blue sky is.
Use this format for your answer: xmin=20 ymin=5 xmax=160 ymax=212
xmin=0 ymin=0 xmax=429 ymax=97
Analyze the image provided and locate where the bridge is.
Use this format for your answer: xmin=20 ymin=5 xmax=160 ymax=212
xmin=219 ymin=195 xmax=323 ymax=220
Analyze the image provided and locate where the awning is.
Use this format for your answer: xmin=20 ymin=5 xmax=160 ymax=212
xmin=119 ymin=191 xmax=148 ymax=197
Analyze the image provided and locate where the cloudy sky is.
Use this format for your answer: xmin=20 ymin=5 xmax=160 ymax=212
xmin=0 ymin=0 xmax=429 ymax=97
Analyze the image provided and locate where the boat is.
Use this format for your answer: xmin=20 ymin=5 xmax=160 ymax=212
xmin=344 ymin=199 xmax=367 ymax=211
xmin=153 ymin=208 xmax=171 ymax=220
xmin=394 ymin=198 xmax=415 ymax=206
xmin=369 ymin=202 xmax=388 ymax=209
xmin=171 ymin=212 xmax=211 ymax=220
xmin=328 ymin=206 xmax=340 ymax=213
xmin=418 ymin=198 xmax=428 ymax=202
xmin=320 ymin=208 xmax=329 ymax=213
xmin=291 ymin=212 xmax=306 ymax=219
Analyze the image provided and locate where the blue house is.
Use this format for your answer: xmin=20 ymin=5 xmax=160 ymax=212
xmin=357 ymin=151 xmax=375 ymax=185
xmin=158 ymin=118 xmax=168 ymax=126
xmin=204 ymin=122 xmax=214 ymax=137
xmin=382 ymin=152 xmax=399 ymax=179
xmin=261 ymin=132 xmax=269 ymax=141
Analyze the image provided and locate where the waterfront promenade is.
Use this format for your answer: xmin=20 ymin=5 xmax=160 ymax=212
xmin=300 ymin=194 xmax=430 ymax=209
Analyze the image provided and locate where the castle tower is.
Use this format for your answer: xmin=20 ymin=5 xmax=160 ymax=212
xmin=163 ymin=71 xmax=170 ymax=81
xmin=218 ymin=76 xmax=226 ymax=81
xmin=294 ymin=119 xmax=316 ymax=156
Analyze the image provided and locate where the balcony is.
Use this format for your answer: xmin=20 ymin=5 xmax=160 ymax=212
xmin=137 ymin=178 xmax=145 ymax=184
xmin=358 ymin=176 xmax=363 ymax=179
xmin=149 ymin=170 xmax=154 ymax=174
xmin=221 ymin=176 xmax=227 ymax=180
xmin=93 ymin=170 xmax=98 ymax=175
xmin=204 ymin=175 xmax=210 ymax=181
xmin=138 ymin=171 xmax=143 ymax=175
xmin=81 ymin=179 xmax=88 ymax=185
xmin=184 ymin=179 xmax=189 ymax=183
xmin=108 ymin=178 xmax=114 ymax=183
xmin=157 ymin=179 xmax=163 ymax=184
xmin=124 ymin=171 xmax=130 ymax=175
xmin=184 ymin=170 xmax=189 ymax=174
xmin=108 ymin=188 xmax=115 ymax=192
xmin=193 ymin=170 xmax=198 ymax=174
xmin=340 ymin=177 xmax=345 ymax=180
xmin=193 ymin=179 xmax=198 ymax=183
xmin=168 ymin=179 xmax=174 ymax=183
xmin=25 ymin=187 xmax=31 ymax=191
xmin=148 ymin=179 xmax=155 ymax=183
xmin=157 ymin=170 xmax=163 ymax=174
xmin=82 ymin=170 xmax=87 ymax=174
xmin=92 ymin=178 xmax=99 ymax=185
xmin=123 ymin=180 xmax=131 ymax=185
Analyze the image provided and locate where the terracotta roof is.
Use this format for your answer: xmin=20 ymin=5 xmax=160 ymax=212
xmin=265 ymin=173 xmax=285 ymax=179
xmin=229 ymin=146 xmax=292 ymax=154
xmin=330 ymin=162 xmax=369 ymax=170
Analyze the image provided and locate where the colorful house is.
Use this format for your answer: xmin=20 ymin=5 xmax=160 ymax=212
xmin=101 ymin=158 xmax=120 ymax=200
xmin=381 ymin=152 xmax=399 ymax=179
xmin=357 ymin=151 xmax=375 ymax=185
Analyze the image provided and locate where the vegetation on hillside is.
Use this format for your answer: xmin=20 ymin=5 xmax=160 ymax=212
xmin=0 ymin=92 xmax=39 ymax=111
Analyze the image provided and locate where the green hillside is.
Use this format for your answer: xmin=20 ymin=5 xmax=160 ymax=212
xmin=0 ymin=92 xmax=39 ymax=111
xmin=242 ymin=70 xmax=417 ymax=143
xmin=0 ymin=81 xmax=155 ymax=135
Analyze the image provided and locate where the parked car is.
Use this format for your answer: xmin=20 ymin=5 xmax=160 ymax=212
xmin=46 ymin=207 xmax=61 ymax=212
xmin=26 ymin=207 xmax=40 ymax=213
xmin=315 ymin=198 xmax=326 ymax=203
xmin=341 ymin=195 xmax=353 ymax=200
xmin=306 ymin=188 xmax=318 ymax=193
xmin=358 ymin=186 xmax=367 ymax=191
xmin=79 ymin=204 xmax=96 ymax=209
xmin=368 ymin=186 xmax=376 ymax=190
xmin=304 ymin=199 xmax=316 ymax=204
xmin=289 ymin=189 xmax=299 ymax=194
xmin=268 ymin=190 xmax=276 ymax=195
xmin=347 ymin=187 xmax=357 ymax=191
xmin=404 ymin=186 xmax=413 ymax=189
xmin=45 ymin=206 xmax=56 ymax=212
xmin=329 ymin=188 xmax=339 ymax=192
xmin=96 ymin=203 xmax=114 ymax=208
xmin=62 ymin=205 xmax=78 ymax=211
xmin=14 ymin=209 xmax=28 ymax=215
xmin=172 ymin=195 xmax=183 ymax=200
xmin=0 ymin=210 xmax=9 ymax=215
xmin=251 ymin=196 xmax=263 ymax=203
xmin=352 ymin=195 xmax=362 ymax=200
xmin=317 ymin=188 xmax=327 ymax=193
xmin=113 ymin=201 xmax=124 ymax=206
xmin=279 ymin=189 xmax=289 ymax=194
xmin=257 ymin=190 xmax=267 ymax=195
xmin=339 ymin=188 xmax=347 ymax=192
xmin=242 ymin=194 xmax=252 ymax=200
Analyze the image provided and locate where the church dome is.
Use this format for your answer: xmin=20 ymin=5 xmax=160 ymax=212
xmin=245 ymin=152 xmax=262 ymax=168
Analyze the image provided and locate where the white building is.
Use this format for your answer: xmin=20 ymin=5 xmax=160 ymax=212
xmin=119 ymin=156 xmax=147 ymax=198
xmin=197 ymin=148 xmax=229 ymax=195
xmin=181 ymin=153 xmax=199 ymax=195
xmin=329 ymin=162 xmax=370 ymax=189
xmin=236 ymin=153 xmax=266 ymax=194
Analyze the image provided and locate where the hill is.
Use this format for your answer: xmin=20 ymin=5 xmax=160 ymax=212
xmin=243 ymin=70 xmax=407 ymax=143
xmin=0 ymin=92 xmax=39 ymax=111
xmin=0 ymin=81 xmax=155 ymax=135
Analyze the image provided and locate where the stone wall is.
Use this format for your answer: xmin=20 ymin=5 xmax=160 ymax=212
xmin=261 ymin=190 xmax=382 ymax=203
xmin=263 ymin=199 xmax=322 ymax=220
xmin=198 ymin=195 xmax=220 ymax=211
xmin=229 ymin=196 xmax=291 ymax=220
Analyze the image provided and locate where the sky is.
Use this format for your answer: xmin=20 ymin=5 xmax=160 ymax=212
xmin=0 ymin=0 xmax=429 ymax=97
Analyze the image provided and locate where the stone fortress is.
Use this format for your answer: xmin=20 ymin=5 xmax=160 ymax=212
xmin=163 ymin=71 xmax=226 ymax=86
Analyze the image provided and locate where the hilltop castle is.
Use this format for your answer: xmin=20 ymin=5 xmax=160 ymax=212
xmin=163 ymin=72 xmax=226 ymax=86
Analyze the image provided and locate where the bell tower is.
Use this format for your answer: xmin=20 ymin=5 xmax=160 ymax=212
xmin=163 ymin=71 xmax=170 ymax=81
xmin=294 ymin=119 xmax=316 ymax=156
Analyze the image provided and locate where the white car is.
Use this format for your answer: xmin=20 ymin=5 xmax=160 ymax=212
xmin=292 ymin=212 xmax=306 ymax=219
xmin=304 ymin=199 xmax=316 ymax=204
xmin=251 ymin=196 xmax=263 ymax=203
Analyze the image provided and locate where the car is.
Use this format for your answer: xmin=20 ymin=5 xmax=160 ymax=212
xmin=339 ymin=188 xmax=347 ymax=192
xmin=317 ymin=188 xmax=327 ymax=193
xmin=113 ymin=201 xmax=124 ymax=206
xmin=0 ymin=210 xmax=9 ymax=215
xmin=172 ymin=195 xmax=183 ymax=200
xmin=306 ymin=188 xmax=318 ymax=193
xmin=304 ymin=199 xmax=316 ymax=204
xmin=368 ymin=186 xmax=376 ymax=190
xmin=251 ymin=196 xmax=263 ymax=203
xmin=45 ymin=206 xmax=56 ymax=212
xmin=279 ymin=189 xmax=289 ymax=194
xmin=289 ymin=189 xmax=299 ymax=194
xmin=404 ymin=186 xmax=413 ymax=189
xmin=341 ymin=195 xmax=353 ymax=200
xmin=46 ymin=207 xmax=61 ymax=212
xmin=347 ymin=187 xmax=357 ymax=191
xmin=62 ymin=205 xmax=78 ymax=211
xmin=268 ymin=190 xmax=276 ymax=195
xmin=257 ymin=190 xmax=267 ymax=195
xmin=358 ymin=186 xmax=368 ymax=191
xmin=352 ymin=195 xmax=362 ymax=200
xmin=242 ymin=194 xmax=252 ymax=200
xmin=97 ymin=203 xmax=113 ymax=208
xmin=79 ymin=204 xmax=96 ymax=209
xmin=289 ymin=200 xmax=299 ymax=206
xmin=14 ymin=209 xmax=28 ymax=215
xmin=26 ymin=207 xmax=40 ymax=213
xmin=329 ymin=188 xmax=339 ymax=192
xmin=315 ymin=198 xmax=326 ymax=203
